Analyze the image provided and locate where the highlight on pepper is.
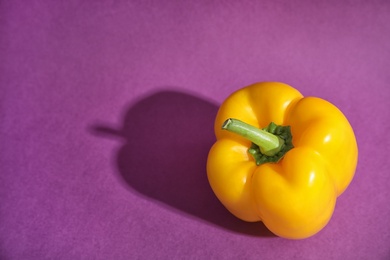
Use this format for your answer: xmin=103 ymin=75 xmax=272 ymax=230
xmin=206 ymin=82 xmax=358 ymax=239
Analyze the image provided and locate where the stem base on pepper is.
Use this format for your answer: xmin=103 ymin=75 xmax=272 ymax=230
xmin=249 ymin=122 xmax=294 ymax=165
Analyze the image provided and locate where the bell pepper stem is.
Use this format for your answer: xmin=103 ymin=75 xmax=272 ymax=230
xmin=222 ymin=118 xmax=284 ymax=156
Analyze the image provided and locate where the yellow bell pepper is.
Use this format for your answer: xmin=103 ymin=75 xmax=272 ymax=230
xmin=207 ymin=82 xmax=358 ymax=239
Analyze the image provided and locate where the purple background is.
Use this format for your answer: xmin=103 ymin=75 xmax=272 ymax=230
xmin=1 ymin=1 xmax=390 ymax=259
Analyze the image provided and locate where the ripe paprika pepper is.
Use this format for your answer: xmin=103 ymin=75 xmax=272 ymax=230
xmin=207 ymin=82 xmax=358 ymax=239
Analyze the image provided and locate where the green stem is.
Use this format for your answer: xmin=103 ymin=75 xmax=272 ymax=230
xmin=222 ymin=118 xmax=284 ymax=156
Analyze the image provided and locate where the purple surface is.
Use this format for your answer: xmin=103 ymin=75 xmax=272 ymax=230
xmin=1 ymin=1 xmax=390 ymax=259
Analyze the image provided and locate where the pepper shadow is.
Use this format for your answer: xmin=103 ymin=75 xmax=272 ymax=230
xmin=92 ymin=89 xmax=274 ymax=237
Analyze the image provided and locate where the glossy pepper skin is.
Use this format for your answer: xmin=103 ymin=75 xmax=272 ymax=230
xmin=207 ymin=82 xmax=358 ymax=239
